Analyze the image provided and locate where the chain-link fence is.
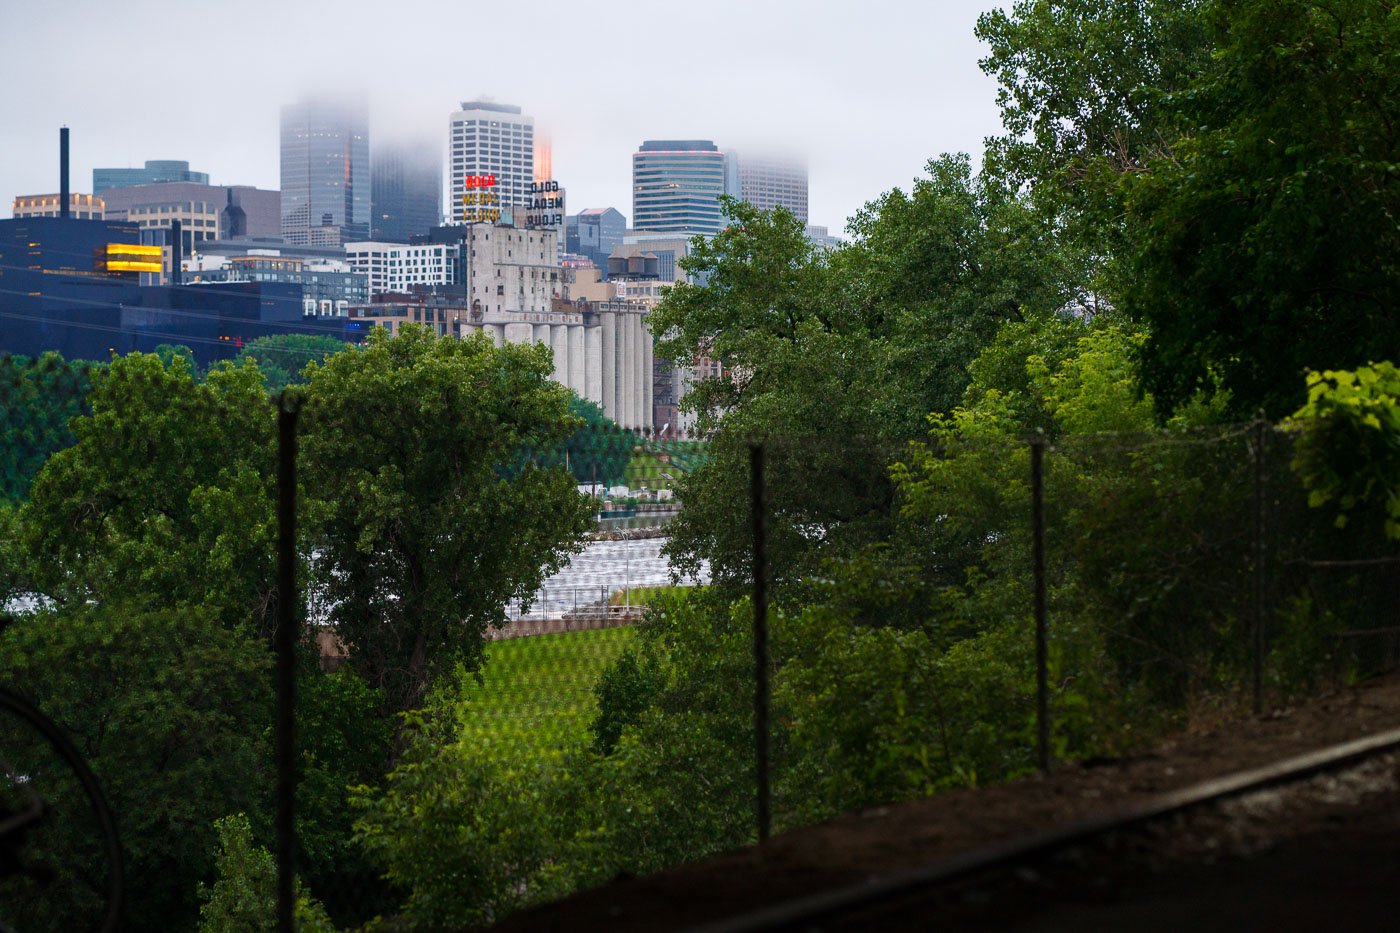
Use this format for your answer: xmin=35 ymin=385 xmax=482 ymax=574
xmin=3 ymin=350 xmax=1399 ymax=931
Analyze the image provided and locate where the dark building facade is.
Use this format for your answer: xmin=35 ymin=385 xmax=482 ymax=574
xmin=93 ymin=160 xmax=209 ymax=193
xmin=280 ymin=97 xmax=370 ymax=246
xmin=371 ymin=140 xmax=442 ymax=241
xmin=566 ymin=207 xmax=626 ymax=272
xmin=0 ymin=217 xmax=364 ymax=366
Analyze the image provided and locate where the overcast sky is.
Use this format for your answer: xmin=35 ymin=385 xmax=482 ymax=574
xmin=0 ymin=0 xmax=1011 ymax=236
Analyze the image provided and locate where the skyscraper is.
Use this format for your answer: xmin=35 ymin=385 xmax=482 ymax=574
xmin=631 ymin=140 xmax=738 ymax=236
xmin=280 ymin=96 xmax=370 ymax=246
xmin=449 ymin=101 xmax=534 ymax=222
xmin=371 ymin=139 xmax=442 ymax=241
xmin=737 ymin=153 xmax=808 ymax=224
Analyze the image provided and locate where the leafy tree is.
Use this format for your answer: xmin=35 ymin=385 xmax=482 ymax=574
xmin=235 ymin=333 xmax=351 ymax=394
xmin=197 ymin=813 xmax=334 ymax=933
xmin=9 ymin=351 xmax=280 ymax=632
xmin=0 ymin=352 xmax=103 ymax=505
xmin=300 ymin=324 xmax=594 ymax=712
xmin=1290 ymin=362 xmax=1400 ymax=539
xmin=1122 ymin=0 xmax=1400 ymax=417
xmin=0 ymin=604 xmax=271 ymax=932
xmin=976 ymin=0 xmax=1211 ymax=267
xmin=651 ymin=178 xmax=1085 ymax=592
xmin=559 ymin=393 xmax=630 ymax=488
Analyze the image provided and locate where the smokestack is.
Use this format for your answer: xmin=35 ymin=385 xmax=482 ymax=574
xmin=170 ymin=219 xmax=182 ymax=286
xmin=60 ymin=127 xmax=70 ymax=219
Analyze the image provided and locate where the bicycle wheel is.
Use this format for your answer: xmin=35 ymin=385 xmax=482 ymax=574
xmin=0 ymin=688 xmax=123 ymax=933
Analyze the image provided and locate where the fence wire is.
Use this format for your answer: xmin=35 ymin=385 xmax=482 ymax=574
xmin=3 ymin=358 xmax=1399 ymax=931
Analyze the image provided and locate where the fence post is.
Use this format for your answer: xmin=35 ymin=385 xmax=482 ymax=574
xmin=1031 ymin=434 xmax=1049 ymax=774
xmin=750 ymin=442 xmax=771 ymax=843
xmin=275 ymin=396 xmax=299 ymax=933
xmin=1253 ymin=417 xmax=1266 ymax=715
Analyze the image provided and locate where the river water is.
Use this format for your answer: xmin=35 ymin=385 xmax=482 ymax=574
xmin=5 ymin=538 xmax=708 ymax=622
xmin=506 ymin=536 xmax=709 ymax=619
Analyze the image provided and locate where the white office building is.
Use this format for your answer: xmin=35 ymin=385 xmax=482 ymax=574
xmin=345 ymin=241 xmax=459 ymax=297
xmin=449 ymin=100 xmax=534 ymax=220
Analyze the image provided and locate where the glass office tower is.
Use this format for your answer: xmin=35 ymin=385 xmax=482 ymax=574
xmin=371 ymin=139 xmax=442 ymax=241
xmin=631 ymin=140 xmax=738 ymax=236
xmin=280 ymin=97 xmax=370 ymax=246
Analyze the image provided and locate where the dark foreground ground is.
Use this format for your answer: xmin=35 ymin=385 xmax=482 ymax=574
xmin=494 ymin=671 xmax=1400 ymax=932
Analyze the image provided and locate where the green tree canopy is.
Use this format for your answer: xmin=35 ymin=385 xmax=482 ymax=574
xmin=1122 ymin=0 xmax=1400 ymax=418
xmin=0 ymin=604 xmax=271 ymax=932
xmin=300 ymin=324 xmax=594 ymax=711
xmin=10 ymin=352 xmax=279 ymax=630
xmin=0 ymin=352 xmax=103 ymax=505
xmin=235 ymin=333 xmax=351 ymax=394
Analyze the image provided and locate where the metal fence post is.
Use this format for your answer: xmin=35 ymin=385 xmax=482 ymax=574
xmin=1031 ymin=435 xmax=1049 ymax=774
xmin=751 ymin=442 xmax=771 ymax=842
xmin=275 ymin=396 xmax=300 ymax=933
xmin=1253 ymin=417 xmax=1266 ymax=715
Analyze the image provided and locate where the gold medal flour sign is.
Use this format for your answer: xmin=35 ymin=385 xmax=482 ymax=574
xmin=526 ymin=180 xmax=564 ymax=229
xmin=459 ymin=174 xmax=500 ymax=223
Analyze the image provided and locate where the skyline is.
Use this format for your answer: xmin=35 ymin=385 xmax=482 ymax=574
xmin=0 ymin=0 xmax=1008 ymax=237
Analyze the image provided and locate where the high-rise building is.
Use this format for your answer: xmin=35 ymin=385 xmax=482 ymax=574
xmin=280 ymin=96 xmax=370 ymax=246
xmin=567 ymin=207 xmax=627 ymax=271
xmin=737 ymin=153 xmax=808 ymax=224
xmin=449 ymin=101 xmax=534 ymax=221
xmin=93 ymin=160 xmax=209 ymax=193
xmin=632 ymin=140 xmax=738 ymax=236
xmin=371 ymin=139 xmax=442 ymax=241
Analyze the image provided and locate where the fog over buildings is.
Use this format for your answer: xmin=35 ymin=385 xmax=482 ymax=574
xmin=0 ymin=0 xmax=1006 ymax=235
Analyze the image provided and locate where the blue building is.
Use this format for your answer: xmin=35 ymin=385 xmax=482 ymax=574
xmin=0 ymin=216 xmax=364 ymax=366
xmin=566 ymin=207 xmax=627 ymax=272
xmin=631 ymin=140 xmax=738 ymax=236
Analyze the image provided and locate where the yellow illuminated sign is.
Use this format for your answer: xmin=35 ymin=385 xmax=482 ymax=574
xmin=105 ymin=260 xmax=163 ymax=272
xmin=106 ymin=243 xmax=162 ymax=257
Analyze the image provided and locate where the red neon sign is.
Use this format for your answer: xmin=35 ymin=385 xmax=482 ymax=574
xmin=464 ymin=174 xmax=496 ymax=189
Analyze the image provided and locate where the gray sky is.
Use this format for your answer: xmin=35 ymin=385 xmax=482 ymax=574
xmin=1 ymin=0 xmax=1010 ymax=236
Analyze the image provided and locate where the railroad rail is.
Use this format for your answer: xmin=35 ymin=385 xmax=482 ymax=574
xmin=689 ymin=725 xmax=1400 ymax=933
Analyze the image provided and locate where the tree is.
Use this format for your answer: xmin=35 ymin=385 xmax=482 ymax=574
xmin=197 ymin=813 xmax=334 ymax=933
xmin=976 ymin=0 xmax=1211 ymax=266
xmin=235 ymin=333 xmax=351 ymax=395
xmin=1122 ymin=0 xmax=1400 ymax=418
xmin=9 ymin=352 xmax=280 ymax=631
xmin=0 ymin=604 xmax=271 ymax=932
xmin=650 ymin=177 xmax=1085 ymax=592
xmin=0 ymin=352 xmax=103 ymax=505
xmin=300 ymin=324 xmax=594 ymax=711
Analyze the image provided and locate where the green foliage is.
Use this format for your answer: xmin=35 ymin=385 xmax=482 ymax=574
xmin=197 ymin=813 xmax=335 ymax=933
xmin=654 ymin=182 xmax=1086 ymax=595
xmin=0 ymin=351 xmax=103 ymax=505
xmin=589 ymin=646 xmax=664 ymax=755
xmin=352 ymin=723 xmax=572 ymax=931
xmin=976 ymin=0 xmax=1210 ymax=264
xmin=9 ymin=351 xmax=280 ymax=632
xmin=0 ymin=604 xmax=271 ymax=932
xmin=1290 ymin=362 xmax=1400 ymax=538
xmin=300 ymin=324 xmax=595 ymax=712
xmin=562 ymin=394 xmax=630 ymax=487
xmin=1122 ymin=0 xmax=1400 ymax=418
xmin=235 ymin=334 xmax=350 ymax=394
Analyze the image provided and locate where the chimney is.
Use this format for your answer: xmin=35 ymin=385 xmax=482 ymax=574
xmin=170 ymin=219 xmax=182 ymax=286
xmin=60 ymin=127 xmax=70 ymax=219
